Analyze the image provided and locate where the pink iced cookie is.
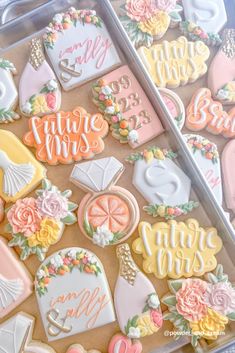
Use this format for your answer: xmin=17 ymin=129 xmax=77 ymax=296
xmin=0 ymin=236 xmax=33 ymax=318
xmin=66 ymin=344 xmax=100 ymax=353
xmin=222 ymin=139 xmax=235 ymax=212
xmin=92 ymin=65 xmax=164 ymax=148
xmin=159 ymin=88 xmax=185 ymax=130
xmin=108 ymin=334 xmax=142 ymax=353
xmin=208 ymin=29 xmax=235 ymax=105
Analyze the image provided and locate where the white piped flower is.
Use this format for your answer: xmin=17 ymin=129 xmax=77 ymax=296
xmin=147 ymin=293 xmax=160 ymax=309
xmin=50 ymin=254 xmax=63 ymax=268
xmin=53 ymin=14 xmax=63 ymax=23
xmin=217 ymin=89 xmax=229 ymax=100
xmin=92 ymin=225 xmax=114 ymax=248
xmin=128 ymin=327 xmax=141 ymax=339
xmin=22 ymin=102 xmax=32 ymax=114
xmin=101 ymin=86 xmax=112 ymax=95
xmin=37 ymin=268 xmax=47 ymax=279
xmin=128 ymin=129 xmax=139 ymax=142
xmin=67 ymin=249 xmax=77 ymax=260
xmin=47 ymin=79 xmax=58 ymax=91
xmin=105 ymin=106 xmax=115 ymax=114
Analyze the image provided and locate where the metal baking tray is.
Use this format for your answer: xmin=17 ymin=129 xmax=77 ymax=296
xmin=0 ymin=0 xmax=235 ymax=352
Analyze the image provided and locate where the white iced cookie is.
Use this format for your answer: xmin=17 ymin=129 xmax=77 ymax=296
xmin=0 ymin=312 xmax=56 ymax=353
xmin=0 ymin=58 xmax=20 ymax=123
xmin=43 ymin=8 xmax=121 ymax=91
xmin=35 ymin=247 xmax=115 ymax=341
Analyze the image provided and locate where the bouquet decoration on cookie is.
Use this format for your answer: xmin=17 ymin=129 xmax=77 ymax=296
xmin=179 ymin=21 xmax=222 ymax=47
xmin=126 ymin=146 xmax=198 ymax=219
xmin=5 ymin=179 xmax=78 ymax=261
xmin=118 ymin=0 xmax=183 ymax=48
xmin=162 ymin=265 xmax=235 ymax=347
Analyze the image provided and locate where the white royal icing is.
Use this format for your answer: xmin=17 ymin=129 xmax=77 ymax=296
xmin=0 ymin=275 xmax=24 ymax=310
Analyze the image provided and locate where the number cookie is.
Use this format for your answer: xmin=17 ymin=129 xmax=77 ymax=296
xmin=43 ymin=8 xmax=121 ymax=91
xmin=0 ymin=130 xmax=46 ymax=203
xmin=5 ymin=179 xmax=78 ymax=261
xmin=126 ymin=146 xmax=198 ymax=219
xmin=35 ymin=247 xmax=115 ymax=341
xmin=184 ymin=134 xmax=222 ymax=205
xmin=138 ymin=36 xmax=210 ymax=88
xmin=23 ymin=107 xmax=109 ymax=164
xmin=114 ymin=243 xmax=162 ymax=339
xmin=0 ymin=312 xmax=56 ymax=353
xmin=19 ymin=38 xmax=61 ymax=117
xmin=92 ymin=65 xmax=164 ymax=148
xmin=0 ymin=58 xmax=20 ymax=123
xmin=162 ymin=265 xmax=235 ymax=347
xmin=132 ymin=219 xmax=222 ymax=279
xmin=70 ymin=156 xmax=140 ymax=247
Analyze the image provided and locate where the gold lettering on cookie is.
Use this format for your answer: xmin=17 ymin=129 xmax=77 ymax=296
xmin=47 ymin=308 xmax=72 ymax=336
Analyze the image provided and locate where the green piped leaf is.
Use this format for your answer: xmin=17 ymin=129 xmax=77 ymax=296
xmin=227 ymin=312 xmax=235 ymax=321
xmin=67 ymin=201 xmax=78 ymax=212
xmin=0 ymin=108 xmax=19 ymax=123
xmin=168 ymin=279 xmax=184 ymax=294
xmin=161 ymin=294 xmax=177 ymax=307
xmin=42 ymin=179 xmax=52 ymax=191
xmin=61 ymin=212 xmax=77 ymax=225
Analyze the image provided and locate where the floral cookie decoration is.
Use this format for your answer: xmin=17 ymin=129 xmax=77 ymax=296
xmin=126 ymin=146 xmax=199 ymax=219
xmin=162 ymin=264 xmax=235 ymax=347
xmin=0 ymin=58 xmax=20 ymax=123
xmin=35 ymin=247 xmax=115 ymax=341
xmin=70 ymin=157 xmax=139 ymax=247
xmin=66 ymin=344 xmax=101 ymax=353
xmin=114 ymin=244 xmax=163 ymax=339
xmin=108 ymin=334 xmax=143 ymax=353
xmin=92 ymin=65 xmax=164 ymax=148
xmin=179 ymin=21 xmax=222 ymax=47
xmin=132 ymin=219 xmax=223 ymax=279
xmin=5 ymin=179 xmax=78 ymax=261
xmin=19 ymin=38 xmax=61 ymax=117
xmin=118 ymin=0 xmax=183 ymax=48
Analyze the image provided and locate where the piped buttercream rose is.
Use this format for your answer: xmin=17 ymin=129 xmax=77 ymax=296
xmin=155 ymin=0 xmax=177 ymax=13
xmin=7 ymin=198 xmax=42 ymax=237
xmin=204 ymin=282 xmax=235 ymax=315
xmin=176 ymin=279 xmax=208 ymax=322
xmin=28 ymin=218 xmax=61 ymax=248
xmin=125 ymin=0 xmax=157 ymax=22
xmin=36 ymin=190 xmax=68 ymax=220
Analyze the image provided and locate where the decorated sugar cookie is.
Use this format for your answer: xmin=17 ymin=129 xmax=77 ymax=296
xmin=132 ymin=219 xmax=222 ymax=279
xmin=0 ymin=237 xmax=32 ymax=318
xmin=19 ymin=38 xmax=61 ymax=117
xmin=0 ymin=197 xmax=5 ymax=223
xmin=208 ymin=29 xmax=235 ymax=105
xmin=108 ymin=334 xmax=142 ymax=353
xmin=222 ymin=139 xmax=235 ymax=212
xmin=186 ymin=88 xmax=235 ymax=137
xmin=0 ymin=312 xmax=56 ymax=353
xmin=184 ymin=135 xmax=222 ymax=205
xmin=35 ymin=247 xmax=115 ymax=341
xmin=118 ymin=0 xmax=183 ymax=48
xmin=0 ymin=58 xmax=20 ymax=123
xmin=0 ymin=130 xmax=46 ymax=203
xmin=126 ymin=146 xmax=198 ymax=219
xmin=114 ymin=243 xmax=162 ymax=339
xmin=158 ymin=88 xmax=185 ymax=130
xmin=162 ymin=264 xmax=235 ymax=347
xmin=66 ymin=344 xmax=100 ymax=353
xmin=138 ymin=36 xmax=210 ymax=88
xmin=43 ymin=8 xmax=121 ymax=91
xmin=5 ymin=179 xmax=78 ymax=261
xmin=92 ymin=66 xmax=164 ymax=148
xmin=23 ymin=107 xmax=109 ymax=164
xmin=70 ymin=157 xmax=140 ymax=247
xmin=179 ymin=21 xmax=222 ymax=47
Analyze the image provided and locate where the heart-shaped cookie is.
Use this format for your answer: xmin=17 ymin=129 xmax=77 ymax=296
xmin=66 ymin=344 xmax=101 ymax=353
xmin=108 ymin=334 xmax=142 ymax=353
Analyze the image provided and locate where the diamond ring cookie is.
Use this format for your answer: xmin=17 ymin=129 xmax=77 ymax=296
xmin=184 ymin=134 xmax=222 ymax=205
xmin=138 ymin=36 xmax=210 ymax=88
xmin=158 ymin=88 xmax=185 ymax=130
xmin=92 ymin=65 xmax=164 ymax=148
xmin=5 ymin=179 xmax=78 ymax=261
xmin=0 ymin=130 xmax=46 ymax=203
xmin=0 ymin=237 xmax=32 ymax=319
xmin=70 ymin=157 xmax=140 ymax=247
xmin=19 ymin=38 xmax=61 ymax=117
xmin=35 ymin=247 xmax=115 ymax=341
xmin=0 ymin=312 xmax=56 ymax=353
xmin=126 ymin=146 xmax=198 ymax=219
xmin=162 ymin=264 xmax=235 ymax=348
xmin=132 ymin=219 xmax=222 ymax=279
xmin=43 ymin=7 xmax=121 ymax=91
xmin=23 ymin=107 xmax=109 ymax=165
xmin=114 ymin=243 xmax=162 ymax=339
xmin=0 ymin=58 xmax=20 ymax=123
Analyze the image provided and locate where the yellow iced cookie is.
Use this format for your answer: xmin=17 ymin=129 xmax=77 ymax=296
xmin=138 ymin=36 xmax=210 ymax=88
xmin=138 ymin=11 xmax=170 ymax=40
xmin=0 ymin=130 xmax=46 ymax=202
xmin=132 ymin=219 xmax=222 ymax=279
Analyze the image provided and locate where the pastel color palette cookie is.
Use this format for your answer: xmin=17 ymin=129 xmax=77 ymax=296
xmin=0 ymin=237 xmax=33 ymax=318
xmin=66 ymin=344 xmax=100 ymax=353
xmin=35 ymin=247 xmax=115 ymax=341
xmin=132 ymin=219 xmax=222 ymax=279
xmin=0 ymin=130 xmax=46 ymax=203
xmin=43 ymin=8 xmax=121 ymax=91
xmin=92 ymin=65 xmax=164 ymax=148
xmin=108 ymin=334 xmax=142 ymax=353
